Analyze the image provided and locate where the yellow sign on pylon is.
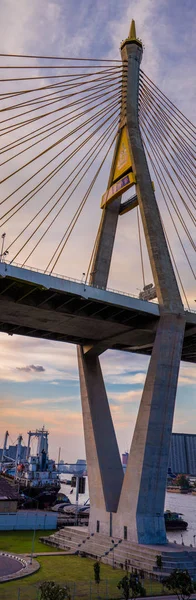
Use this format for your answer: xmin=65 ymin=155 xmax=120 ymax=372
xmin=101 ymin=172 xmax=136 ymax=209
xmin=113 ymin=126 xmax=132 ymax=182
xmin=101 ymin=126 xmax=135 ymax=209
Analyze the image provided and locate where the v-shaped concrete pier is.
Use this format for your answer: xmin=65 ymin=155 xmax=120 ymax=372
xmin=77 ymin=20 xmax=186 ymax=545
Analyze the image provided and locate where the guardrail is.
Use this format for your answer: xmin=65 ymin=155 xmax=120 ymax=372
xmin=0 ymin=259 xmax=195 ymax=313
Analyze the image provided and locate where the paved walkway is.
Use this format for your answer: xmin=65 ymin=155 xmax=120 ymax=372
xmin=30 ymin=550 xmax=72 ymax=556
xmin=139 ymin=597 xmax=196 ymax=600
xmin=0 ymin=553 xmax=40 ymax=583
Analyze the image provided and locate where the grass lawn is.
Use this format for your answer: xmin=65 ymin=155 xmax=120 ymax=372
xmin=0 ymin=530 xmax=60 ymax=554
xmin=0 ymin=554 xmax=167 ymax=600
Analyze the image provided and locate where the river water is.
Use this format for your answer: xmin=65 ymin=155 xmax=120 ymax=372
xmin=165 ymin=492 xmax=196 ymax=547
xmin=60 ymin=478 xmax=196 ymax=547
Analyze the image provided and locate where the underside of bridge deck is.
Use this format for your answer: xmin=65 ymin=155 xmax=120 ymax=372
xmin=0 ymin=263 xmax=195 ymax=362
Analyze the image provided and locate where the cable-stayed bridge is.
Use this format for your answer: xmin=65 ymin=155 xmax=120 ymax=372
xmin=0 ymin=261 xmax=195 ymax=362
xmin=0 ymin=19 xmax=195 ymax=549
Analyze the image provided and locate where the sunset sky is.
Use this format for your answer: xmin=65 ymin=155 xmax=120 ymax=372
xmin=0 ymin=0 xmax=195 ymax=462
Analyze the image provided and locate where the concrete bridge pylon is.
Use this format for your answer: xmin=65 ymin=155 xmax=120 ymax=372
xmin=77 ymin=20 xmax=186 ymax=544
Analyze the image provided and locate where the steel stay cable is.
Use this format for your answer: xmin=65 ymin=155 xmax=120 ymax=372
xmin=139 ymin=116 xmax=196 ymax=239
xmin=139 ymin=112 xmax=196 ymax=218
xmin=0 ymin=72 xmax=119 ymax=100
xmin=0 ymin=82 xmax=122 ymax=145
xmin=23 ymin=125 xmax=118 ymax=269
xmin=140 ymin=85 xmax=195 ymax=158
xmin=142 ymin=137 xmax=195 ymax=278
xmin=0 ymin=102 xmax=120 ymax=220
xmin=8 ymin=120 xmax=117 ymax=254
xmin=140 ymin=121 xmax=196 ymax=249
xmin=140 ymin=121 xmax=196 ymax=248
xmin=139 ymin=78 xmax=196 ymax=144
xmin=140 ymin=113 xmax=196 ymax=222
xmin=141 ymin=112 xmax=196 ymax=202
xmin=140 ymin=88 xmax=195 ymax=156
xmin=1 ymin=113 xmax=120 ymax=228
xmin=162 ymin=221 xmax=190 ymax=310
xmin=139 ymin=90 xmax=195 ymax=165
xmin=140 ymin=70 xmax=196 ymax=134
xmin=0 ymin=64 xmax=122 ymax=69
xmin=0 ymin=93 xmax=121 ymax=184
xmin=139 ymin=89 xmax=196 ymax=172
xmin=139 ymin=99 xmax=196 ymax=200
xmin=0 ymin=82 xmax=121 ymax=139
xmin=7 ymin=119 xmax=117 ymax=255
xmin=18 ymin=121 xmax=118 ymax=266
xmin=0 ymin=90 xmax=121 ymax=157
xmin=0 ymin=78 xmax=122 ymax=126
xmin=140 ymin=71 xmax=196 ymax=137
xmin=0 ymin=67 xmax=124 ymax=83
xmin=47 ymin=132 xmax=117 ymax=273
xmin=0 ymin=52 xmax=122 ymax=62
xmin=0 ymin=77 xmax=121 ymax=116
xmin=0 ymin=89 xmax=122 ymax=166
xmin=137 ymin=205 xmax=146 ymax=288
xmin=0 ymin=72 xmax=122 ymax=112
xmin=0 ymin=67 xmax=124 ymax=90
xmin=85 ymin=209 xmax=105 ymax=284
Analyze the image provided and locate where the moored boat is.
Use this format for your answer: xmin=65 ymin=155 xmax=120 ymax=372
xmin=164 ymin=510 xmax=188 ymax=531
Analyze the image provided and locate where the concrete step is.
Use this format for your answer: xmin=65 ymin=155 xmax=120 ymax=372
xmin=40 ymin=527 xmax=196 ymax=580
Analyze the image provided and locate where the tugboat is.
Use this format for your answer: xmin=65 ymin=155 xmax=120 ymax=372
xmin=164 ymin=510 xmax=188 ymax=531
xmin=1 ymin=427 xmax=60 ymax=508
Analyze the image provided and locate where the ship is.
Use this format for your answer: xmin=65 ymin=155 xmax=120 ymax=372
xmin=164 ymin=510 xmax=188 ymax=531
xmin=0 ymin=427 xmax=60 ymax=509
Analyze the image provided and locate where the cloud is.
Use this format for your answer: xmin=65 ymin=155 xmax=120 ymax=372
xmin=109 ymin=389 xmax=142 ymax=404
xmin=17 ymin=364 xmax=45 ymax=373
xmin=0 ymin=0 xmax=195 ymax=462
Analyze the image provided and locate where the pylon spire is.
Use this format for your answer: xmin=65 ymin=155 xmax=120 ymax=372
xmin=121 ymin=18 xmax=142 ymax=49
xmin=129 ymin=19 xmax=136 ymax=39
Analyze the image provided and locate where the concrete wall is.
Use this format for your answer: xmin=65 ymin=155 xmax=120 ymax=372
xmin=0 ymin=510 xmax=57 ymax=530
xmin=0 ymin=500 xmax=17 ymax=513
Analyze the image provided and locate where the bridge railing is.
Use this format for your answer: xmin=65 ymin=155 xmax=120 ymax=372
xmin=1 ymin=260 xmax=195 ymax=313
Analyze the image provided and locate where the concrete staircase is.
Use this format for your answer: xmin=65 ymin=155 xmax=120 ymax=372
xmin=40 ymin=527 xmax=196 ymax=579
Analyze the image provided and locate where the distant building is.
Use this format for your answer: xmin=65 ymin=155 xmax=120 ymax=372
xmin=122 ymin=452 xmax=129 ymax=466
xmin=169 ymin=433 xmax=196 ymax=476
xmin=0 ymin=445 xmax=27 ymax=461
xmin=0 ymin=476 xmax=18 ymax=513
xmin=121 ymin=435 xmax=196 ymax=477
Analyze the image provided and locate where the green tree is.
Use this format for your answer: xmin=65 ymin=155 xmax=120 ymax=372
xmin=174 ymin=475 xmax=191 ymax=490
xmin=40 ymin=581 xmax=70 ymax=600
xmin=94 ymin=561 xmax=101 ymax=585
xmin=163 ymin=569 xmax=194 ymax=600
xmin=117 ymin=575 xmax=130 ymax=600
xmin=117 ymin=573 xmax=146 ymax=600
xmin=156 ymin=555 xmax=163 ymax=570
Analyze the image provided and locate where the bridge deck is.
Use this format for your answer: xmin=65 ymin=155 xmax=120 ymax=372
xmin=0 ymin=263 xmax=195 ymax=362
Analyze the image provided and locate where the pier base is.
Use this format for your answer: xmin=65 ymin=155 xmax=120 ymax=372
xmin=77 ymin=312 xmax=185 ymax=544
xmin=77 ymin=346 xmax=123 ymax=535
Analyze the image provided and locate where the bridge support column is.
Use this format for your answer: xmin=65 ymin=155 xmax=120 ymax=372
xmin=113 ymin=312 xmax=185 ymax=544
xmin=77 ymin=346 xmax=123 ymax=535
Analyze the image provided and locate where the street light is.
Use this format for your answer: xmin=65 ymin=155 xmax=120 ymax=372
xmin=193 ymin=535 xmax=196 ymax=547
xmin=111 ymin=539 xmax=115 ymax=569
xmin=30 ymin=513 xmax=37 ymax=565
xmin=0 ymin=233 xmax=9 ymax=262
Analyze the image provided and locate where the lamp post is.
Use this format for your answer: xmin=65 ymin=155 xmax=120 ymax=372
xmin=75 ymin=476 xmax=79 ymax=526
xmin=30 ymin=513 xmax=37 ymax=565
xmin=193 ymin=535 xmax=196 ymax=547
xmin=111 ymin=539 xmax=115 ymax=569
xmin=0 ymin=233 xmax=8 ymax=262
